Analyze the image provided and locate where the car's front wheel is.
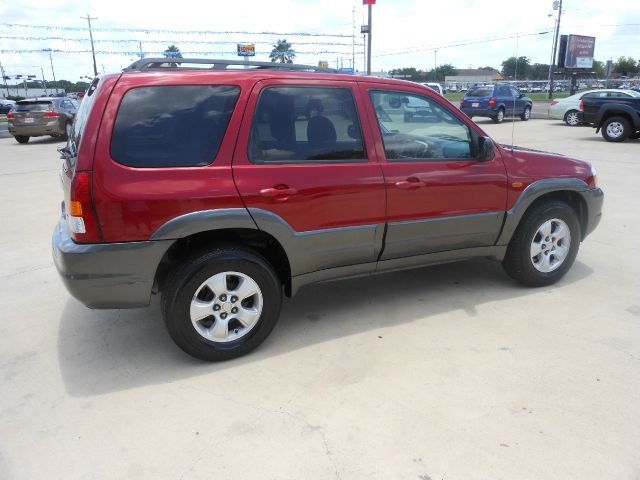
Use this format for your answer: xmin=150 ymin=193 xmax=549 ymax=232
xmin=162 ymin=247 xmax=282 ymax=361
xmin=502 ymin=200 xmax=580 ymax=287
xmin=14 ymin=135 xmax=30 ymax=144
xmin=564 ymin=110 xmax=580 ymax=126
xmin=601 ymin=116 xmax=631 ymax=142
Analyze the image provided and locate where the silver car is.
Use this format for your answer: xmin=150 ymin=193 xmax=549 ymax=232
xmin=548 ymin=89 xmax=640 ymax=126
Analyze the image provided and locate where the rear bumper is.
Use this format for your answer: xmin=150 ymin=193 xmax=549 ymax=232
xmin=581 ymin=187 xmax=604 ymax=239
xmin=461 ymin=107 xmax=495 ymax=117
xmin=9 ymin=120 xmax=64 ymax=137
xmin=52 ymin=218 xmax=173 ymax=309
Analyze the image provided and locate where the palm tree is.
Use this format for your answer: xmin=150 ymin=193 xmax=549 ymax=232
xmin=269 ymin=39 xmax=295 ymax=63
xmin=163 ymin=45 xmax=183 ymax=59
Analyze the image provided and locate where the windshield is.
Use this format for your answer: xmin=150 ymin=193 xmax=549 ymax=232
xmin=466 ymin=87 xmax=493 ymax=97
xmin=15 ymin=101 xmax=53 ymax=112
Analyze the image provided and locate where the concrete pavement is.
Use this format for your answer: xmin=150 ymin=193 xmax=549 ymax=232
xmin=1 ymin=121 xmax=639 ymax=480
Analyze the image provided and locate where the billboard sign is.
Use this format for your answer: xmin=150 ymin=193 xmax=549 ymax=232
xmin=564 ymin=35 xmax=596 ymax=69
xmin=237 ymin=43 xmax=256 ymax=57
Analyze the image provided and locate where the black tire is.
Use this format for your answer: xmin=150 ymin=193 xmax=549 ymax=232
xmin=502 ymin=200 xmax=581 ymax=287
xmin=520 ymin=105 xmax=531 ymax=121
xmin=15 ymin=135 xmax=29 ymax=144
xmin=601 ymin=116 xmax=631 ymax=142
xmin=564 ymin=110 xmax=580 ymax=126
xmin=161 ymin=247 xmax=282 ymax=361
xmin=492 ymin=108 xmax=505 ymax=123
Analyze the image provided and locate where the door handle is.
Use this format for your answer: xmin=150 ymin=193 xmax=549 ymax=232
xmin=259 ymin=186 xmax=298 ymax=197
xmin=395 ymin=178 xmax=425 ymax=189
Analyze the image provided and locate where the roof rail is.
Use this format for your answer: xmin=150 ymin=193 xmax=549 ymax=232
xmin=123 ymin=57 xmax=341 ymax=73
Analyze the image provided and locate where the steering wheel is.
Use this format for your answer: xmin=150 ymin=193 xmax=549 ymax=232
xmin=398 ymin=139 xmax=430 ymax=159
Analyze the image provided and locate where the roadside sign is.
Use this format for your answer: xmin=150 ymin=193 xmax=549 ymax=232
xmin=237 ymin=44 xmax=256 ymax=57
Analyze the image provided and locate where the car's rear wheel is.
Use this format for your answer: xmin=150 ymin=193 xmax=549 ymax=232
xmin=601 ymin=116 xmax=630 ymax=142
xmin=520 ymin=106 xmax=531 ymax=121
xmin=564 ymin=110 xmax=580 ymax=126
xmin=493 ymin=108 xmax=505 ymax=123
xmin=14 ymin=135 xmax=29 ymax=144
xmin=161 ymin=247 xmax=282 ymax=361
xmin=502 ymin=200 xmax=580 ymax=287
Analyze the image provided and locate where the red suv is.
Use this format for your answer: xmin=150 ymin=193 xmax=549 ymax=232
xmin=53 ymin=58 xmax=603 ymax=361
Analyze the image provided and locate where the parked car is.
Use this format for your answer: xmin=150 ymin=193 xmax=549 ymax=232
xmin=580 ymin=90 xmax=640 ymax=142
xmin=460 ymin=84 xmax=533 ymax=123
xmin=0 ymin=98 xmax=16 ymax=115
xmin=419 ymin=82 xmax=445 ymax=95
xmin=52 ymin=58 xmax=603 ymax=361
xmin=7 ymin=97 xmax=78 ymax=143
xmin=548 ymin=89 xmax=639 ymax=126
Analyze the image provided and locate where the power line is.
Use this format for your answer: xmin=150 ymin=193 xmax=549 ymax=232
xmin=0 ymin=22 xmax=354 ymax=38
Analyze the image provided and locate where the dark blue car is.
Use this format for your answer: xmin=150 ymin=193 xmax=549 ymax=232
xmin=460 ymin=84 xmax=532 ymax=123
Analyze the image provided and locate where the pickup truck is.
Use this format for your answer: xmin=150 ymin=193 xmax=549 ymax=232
xmin=580 ymin=91 xmax=640 ymax=142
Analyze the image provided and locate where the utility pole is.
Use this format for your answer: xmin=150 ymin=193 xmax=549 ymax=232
xmin=81 ymin=13 xmax=98 ymax=77
xmin=434 ymin=49 xmax=438 ymax=71
xmin=351 ymin=6 xmax=355 ymax=70
xmin=139 ymin=41 xmax=144 ymax=59
xmin=548 ymin=0 xmax=562 ymax=99
xmin=41 ymin=67 xmax=48 ymax=95
xmin=0 ymin=62 xmax=9 ymax=97
xmin=48 ymin=51 xmax=56 ymax=83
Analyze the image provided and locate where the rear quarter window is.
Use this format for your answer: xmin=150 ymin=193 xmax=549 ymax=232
xmin=110 ymin=85 xmax=240 ymax=168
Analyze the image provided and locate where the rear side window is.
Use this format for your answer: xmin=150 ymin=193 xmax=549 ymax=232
xmin=248 ymin=86 xmax=366 ymax=164
xmin=111 ymin=85 xmax=240 ymax=168
xmin=15 ymin=101 xmax=53 ymax=112
xmin=466 ymin=87 xmax=492 ymax=97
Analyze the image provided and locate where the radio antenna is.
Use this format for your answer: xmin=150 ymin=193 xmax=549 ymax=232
xmin=511 ymin=32 xmax=519 ymax=151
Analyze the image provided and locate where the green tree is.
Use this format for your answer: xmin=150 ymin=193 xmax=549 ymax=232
xmin=592 ymin=60 xmax=605 ymax=75
xmin=529 ymin=63 xmax=550 ymax=80
xmin=429 ymin=64 xmax=456 ymax=82
xmin=269 ymin=39 xmax=295 ymax=63
xmin=479 ymin=66 xmax=498 ymax=72
xmin=613 ymin=56 xmax=639 ymax=75
xmin=389 ymin=67 xmax=424 ymax=81
xmin=163 ymin=45 xmax=182 ymax=59
xmin=501 ymin=56 xmax=531 ymax=79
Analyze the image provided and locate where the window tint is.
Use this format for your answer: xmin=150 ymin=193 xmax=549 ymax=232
xmin=111 ymin=85 xmax=240 ymax=168
xmin=510 ymin=87 xmax=520 ymax=97
xmin=15 ymin=101 xmax=53 ymax=112
xmin=467 ymin=87 xmax=492 ymax=97
xmin=497 ymin=86 xmax=511 ymax=97
xmin=248 ymin=86 xmax=365 ymax=163
xmin=370 ymin=90 xmax=472 ymax=162
xmin=607 ymin=91 xmax=630 ymax=98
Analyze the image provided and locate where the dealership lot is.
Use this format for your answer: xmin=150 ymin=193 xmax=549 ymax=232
xmin=1 ymin=120 xmax=639 ymax=479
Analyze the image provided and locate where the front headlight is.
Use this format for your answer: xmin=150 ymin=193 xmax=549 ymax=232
xmin=588 ymin=163 xmax=598 ymax=188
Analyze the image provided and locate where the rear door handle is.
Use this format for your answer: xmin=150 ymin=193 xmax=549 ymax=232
xmin=395 ymin=178 xmax=426 ymax=189
xmin=259 ymin=186 xmax=298 ymax=197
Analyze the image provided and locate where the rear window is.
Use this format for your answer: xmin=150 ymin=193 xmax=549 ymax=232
xmin=15 ymin=101 xmax=53 ymax=112
xmin=110 ymin=85 xmax=240 ymax=168
xmin=466 ymin=87 xmax=493 ymax=97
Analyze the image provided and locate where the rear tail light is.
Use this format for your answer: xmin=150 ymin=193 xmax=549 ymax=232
xmin=6 ymin=111 xmax=14 ymax=119
xmin=488 ymin=97 xmax=496 ymax=107
xmin=579 ymin=100 xmax=584 ymax=112
xmin=68 ymin=171 xmax=101 ymax=242
xmin=550 ymin=100 xmax=559 ymax=106
xmin=44 ymin=110 xmax=60 ymax=117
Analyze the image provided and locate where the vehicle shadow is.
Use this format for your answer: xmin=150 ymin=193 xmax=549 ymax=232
xmin=57 ymin=258 xmax=594 ymax=397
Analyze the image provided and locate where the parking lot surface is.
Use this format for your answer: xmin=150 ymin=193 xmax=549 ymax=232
xmin=1 ymin=120 xmax=639 ymax=479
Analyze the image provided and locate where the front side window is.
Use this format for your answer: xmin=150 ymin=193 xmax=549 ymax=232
xmin=370 ymin=90 xmax=472 ymax=162
xmin=248 ymin=86 xmax=366 ymax=164
xmin=111 ymin=85 xmax=240 ymax=168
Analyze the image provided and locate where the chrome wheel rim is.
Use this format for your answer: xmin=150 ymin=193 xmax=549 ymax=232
xmin=566 ymin=112 xmax=579 ymax=126
xmin=190 ymin=271 xmax=263 ymax=343
xmin=497 ymin=110 xmax=504 ymax=122
xmin=524 ymin=108 xmax=530 ymax=119
xmin=530 ymin=218 xmax=571 ymax=273
xmin=605 ymin=122 xmax=624 ymax=138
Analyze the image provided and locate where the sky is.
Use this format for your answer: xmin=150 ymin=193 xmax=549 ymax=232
xmin=0 ymin=0 xmax=638 ymax=83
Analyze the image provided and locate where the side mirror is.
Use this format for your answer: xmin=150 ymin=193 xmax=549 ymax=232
xmin=477 ymin=136 xmax=494 ymax=161
xmin=518 ymin=93 xmax=525 ymax=98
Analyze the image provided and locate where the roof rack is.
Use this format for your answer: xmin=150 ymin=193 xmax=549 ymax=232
xmin=123 ymin=58 xmax=341 ymax=74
